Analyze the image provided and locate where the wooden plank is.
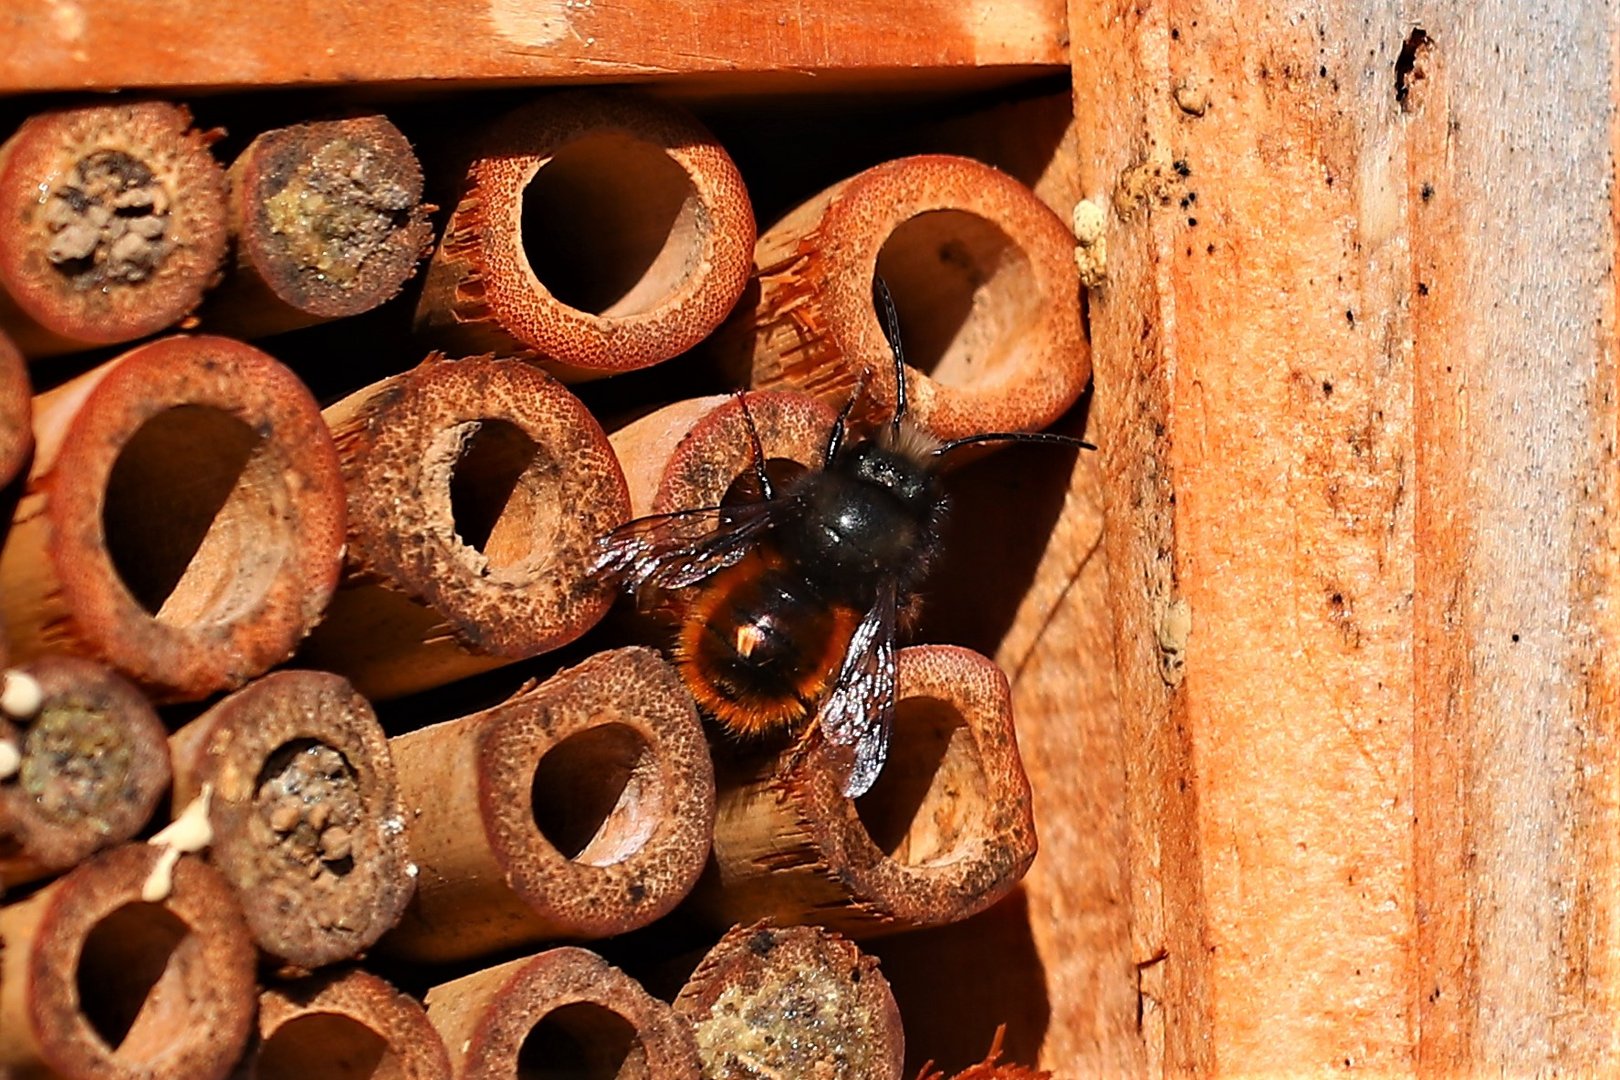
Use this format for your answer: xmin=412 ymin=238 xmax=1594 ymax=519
xmin=1075 ymin=0 xmax=1620 ymax=1073
xmin=0 ymin=0 xmax=1065 ymax=94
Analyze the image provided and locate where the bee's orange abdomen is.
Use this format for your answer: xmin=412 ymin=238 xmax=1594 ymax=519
xmin=674 ymin=548 xmax=859 ymax=738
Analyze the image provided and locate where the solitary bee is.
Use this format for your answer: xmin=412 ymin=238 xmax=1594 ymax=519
xmin=593 ymin=281 xmax=1093 ymax=797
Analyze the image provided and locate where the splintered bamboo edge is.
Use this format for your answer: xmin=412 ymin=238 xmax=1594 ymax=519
xmin=697 ymin=643 xmax=1035 ymax=936
xmin=425 ymin=947 xmax=700 ymax=1079
xmin=741 ymin=153 xmax=1089 ymax=440
xmin=246 ymin=968 xmax=451 ymax=1080
xmin=414 ymin=90 xmax=755 ymax=379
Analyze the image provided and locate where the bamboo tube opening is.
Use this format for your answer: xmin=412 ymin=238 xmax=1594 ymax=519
xmin=254 ymin=738 xmax=363 ymax=880
xmin=515 ymin=1002 xmax=642 ymax=1078
xmin=521 ymin=134 xmax=701 ymax=319
xmin=529 ymin=722 xmax=661 ymax=866
xmin=254 ymin=1012 xmax=401 ymax=1080
xmin=74 ymin=900 xmax=198 ymax=1058
xmin=874 ymin=209 xmax=1037 ymax=392
xmin=854 ymin=694 xmax=989 ymax=868
xmin=445 ymin=419 xmax=558 ymax=573
xmin=102 ymin=404 xmax=278 ymax=621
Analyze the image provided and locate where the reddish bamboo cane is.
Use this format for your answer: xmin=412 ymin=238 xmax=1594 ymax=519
xmin=0 ymin=334 xmax=346 ymax=701
xmin=0 ymin=102 xmax=228 ymax=357
xmin=0 ymin=845 xmax=256 ymax=1080
xmin=383 ymin=647 xmax=714 ymax=963
xmin=0 ymin=328 xmax=31 ymax=489
xmin=205 ymin=114 xmax=433 ymax=339
xmin=691 ymin=644 xmax=1036 ymax=937
xmin=425 ymin=947 xmax=701 ymax=1079
xmin=0 ymin=655 xmax=170 ymax=889
xmin=730 ymin=154 xmax=1089 ymax=440
xmin=242 ymin=968 xmax=451 ymax=1080
xmin=168 ymin=669 xmax=415 ymax=969
xmin=302 ymin=353 xmax=629 ymax=699
xmin=414 ymin=90 xmax=755 ymax=380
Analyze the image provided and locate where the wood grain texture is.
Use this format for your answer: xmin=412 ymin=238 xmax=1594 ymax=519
xmin=0 ymin=0 xmax=1065 ymax=93
xmin=1075 ymin=0 xmax=1620 ymax=1073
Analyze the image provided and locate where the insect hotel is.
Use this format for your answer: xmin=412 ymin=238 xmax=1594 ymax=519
xmin=0 ymin=2 xmax=1602 ymax=1078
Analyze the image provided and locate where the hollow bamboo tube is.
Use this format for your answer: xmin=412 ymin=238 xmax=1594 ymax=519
xmin=732 ymin=154 xmax=1089 ymax=440
xmin=243 ymin=968 xmax=451 ymax=1080
xmin=413 ymin=90 xmax=755 ymax=380
xmin=168 ymin=669 xmax=415 ymax=969
xmin=0 ymin=328 xmax=31 ymax=489
xmin=608 ymin=390 xmax=839 ymax=518
xmin=0 ymin=845 xmax=256 ymax=1080
xmin=0 ymin=334 xmax=346 ymax=701
xmin=424 ymin=946 xmax=700 ymax=1079
xmin=0 ymin=655 xmax=171 ymax=889
xmin=383 ymin=647 xmax=714 ymax=963
xmin=673 ymin=921 xmax=905 ymax=1079
xmin=205 ymin=114 xmax=433 ymax=339
xmin=0 ymin=102 xmax=228 ymax=357
xmin=301 ymin=353 xmax=630 ymax=700
xmin=690 ymin=643 xmax=1035 ymax=937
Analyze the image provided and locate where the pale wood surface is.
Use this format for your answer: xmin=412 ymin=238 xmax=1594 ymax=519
xmin=1074 ymin=0 xmax=1620 ymax=1074
xmin=0 ymin=0 xmax=1065 ymax=94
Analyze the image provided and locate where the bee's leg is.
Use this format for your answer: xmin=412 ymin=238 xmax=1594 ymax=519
xmin=734 ymin=391 xmax=774 ymax=501
xmin=823 ymin=366 xmax=870 ymax=466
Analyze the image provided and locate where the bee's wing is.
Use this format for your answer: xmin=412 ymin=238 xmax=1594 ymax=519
xmin=818 ymin=582 xmax=899 ymax=798
xmin=591 ymin=501 xmax=779 ymax=595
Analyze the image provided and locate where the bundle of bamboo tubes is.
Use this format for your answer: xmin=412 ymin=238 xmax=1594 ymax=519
xmin=0 ymin=87 xmax=1089 ymax=1080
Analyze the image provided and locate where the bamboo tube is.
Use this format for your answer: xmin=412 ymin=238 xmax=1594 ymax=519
xmin=0 ymin=655 xmax=170 ymax=888
xmin=0 ymin=328 xmax=30 ymax=489
xmin=413 ymin=90 xmax=755 ymax=380
xmin=205 ymin=114 xmax=433 ymax=339
xmin=243 ymin=968 xmax=450 ymax=1080
xmin=425 ymin=946 xmax=700 ymax=1079
xmin=691 ymin=644 xmax=1034 ymax=936
xmin=0 ymin=102 xmax=228 ymax=357
xmin=0 ymin=334 xmax=346 ymax=701
xmin=0 ymin=845 xmax=256 ymax=1080
xmin=730 ymin=154 xmax=1089 ymax=440
xmin=301 ymin=353 xmax=630 ymax=699
xmin=608 ymin=390 xmax=839 ymax=517
xmin=168 ymin=669 xmax=414 ymax=969
xmin=673 ymin=921 xmax=905 ymax=1079
xmin=383 ymin=647 xmax=714 ymax=963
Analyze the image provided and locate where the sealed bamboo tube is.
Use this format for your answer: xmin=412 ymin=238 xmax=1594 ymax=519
xmin=384 ymin=647 xmax=713 ymax=963
xmin=734 ymin=154 xmax=1089 ymax=440
xmin=609 ymin=390 xmax=839 ymax=517
xmin=674 ymin=921 xmax=905 ymax=1079
xmin=0 ymin=845 xmax=256 ymax=1080
xmin=243 ymin=968 xmax=451 ymax=1080
xmin=302 ymin=353 xmax=630 ymax=699
xmin=0 ymin=328 xmax=31 ymax=489
xmin=0 ymin=102 xmax=228 ymax=357
xmin=0 ymin=655 xmax=170 ymax=888
xmin=692 ymin=644 xmax=1034 ymax=936
xmin=0 ymin=334 xmax=346 ymax=701
xmin=425 ymin=946 xmax=700 ymax=1079
xmin=414 ymin=90 xmax=754 ymax=380
xmin=206 ymin=114 xmax=433 ymax=339
xmin=168 ymin=669 xmax=415 ymax=969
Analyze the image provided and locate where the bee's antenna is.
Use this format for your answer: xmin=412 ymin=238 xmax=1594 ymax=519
xmin=873 ymin=275 xmax=907 ymax=432
xmin=932 ymin=430 xmax=1098 ymax=457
